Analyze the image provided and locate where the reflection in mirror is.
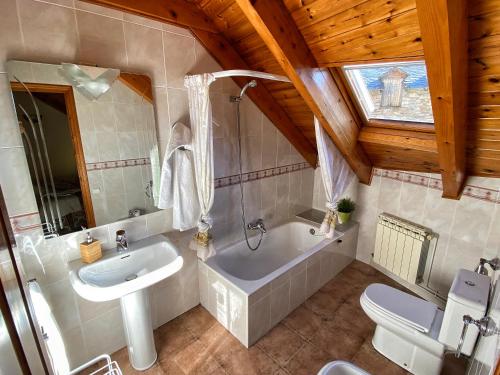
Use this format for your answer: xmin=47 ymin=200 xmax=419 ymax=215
xmin=7 ymin=61 xmax=160 ymax=238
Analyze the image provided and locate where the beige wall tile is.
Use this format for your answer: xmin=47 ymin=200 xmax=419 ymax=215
xmin=76 ymin=10 xmax=127 ymax=68
xmin=124 ymin=22 xmax=166 ymax=86
xmin=0 ymin=0 xmax=25 ymax=71
xmin=18 ymin=0 xmax=78 ymax=64
xmin=163 ymin=33 xmax=196 ymax=89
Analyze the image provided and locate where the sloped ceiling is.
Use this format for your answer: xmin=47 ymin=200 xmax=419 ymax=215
xmin=85 ymin=0 xmax=500 ymax=199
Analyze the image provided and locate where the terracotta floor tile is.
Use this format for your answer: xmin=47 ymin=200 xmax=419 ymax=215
xmin=173 ymin=339 xmax=224 ymax=375
xmin=319 ymin=279 xmax=356 ymax=301
xmin=352 ymin=339 xmax=408 ymax=375
xmin=157 ymin=354 xmax=185 ymax=375
xmin=282 ymin=305 xmax=324 ymax=340
xmin=256 ymin=324 xmax=306 ymax=366
xmin=217 ymin=346 xmax=280 ymax=375
xmin=349 ymin=260 xmax=380 ymax=276
xmin=273 ymin=369 xmax=289 ymax=375
xmin=179 ymin=304 xmax=217 ymax=338
xmin=155 ymin=317 xmax=197 ymax=360
xmin=328 ymin=302 xmax=375 ymax=339
xmin=310 ymin=323 xmax=365 ymax=360
xmin=284 ymin=341 xmax=332 ymax=375
xmin=333 ymin=268 xmax=372 ymax=287
xmin=198 ymin=322 xmax=244 ymax=362
xmin=304 ymin=291 xmax=344 ymax=319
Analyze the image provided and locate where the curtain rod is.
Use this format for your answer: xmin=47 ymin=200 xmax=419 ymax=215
xmin=209 ymin=70 xmax=291 ymax=83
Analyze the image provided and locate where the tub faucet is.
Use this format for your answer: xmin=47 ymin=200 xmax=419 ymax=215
xmin=247 ymin=219 xmax=267 ymax=234
xmin=116 ymin=230 xmax=128 ymax=252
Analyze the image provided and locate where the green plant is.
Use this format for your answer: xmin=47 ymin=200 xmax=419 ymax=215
xmin=336 ymin=197 xmax=356 ymax=213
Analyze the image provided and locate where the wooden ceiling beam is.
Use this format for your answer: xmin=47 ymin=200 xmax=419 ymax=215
xmin=234 ymin=0 xmax=372 ymax=184
xmin=191 ymin=28 xmax=318 ymax=167
xmin=416 ymin=0 xmax=468 ymax=199
xmin=81 ymin=0 xmax=218 ymax=32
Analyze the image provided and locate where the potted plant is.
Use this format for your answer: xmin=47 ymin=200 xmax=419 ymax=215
xmin=336 ymin=197 xmax=356 ymax=224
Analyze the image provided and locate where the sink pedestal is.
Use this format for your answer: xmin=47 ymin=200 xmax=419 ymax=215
xmin=120 ymin=289 xmax=157 ymax=370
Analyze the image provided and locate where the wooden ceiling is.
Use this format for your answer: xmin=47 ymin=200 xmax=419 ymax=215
xmin=85 ymin=0 xmax=500 ymax=199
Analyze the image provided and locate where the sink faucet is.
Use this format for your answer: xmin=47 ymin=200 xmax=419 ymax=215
xmin=116 ymin=230 xmax=128 ymax=252
xmin=247 ymin=219 xmax=267 ymax=234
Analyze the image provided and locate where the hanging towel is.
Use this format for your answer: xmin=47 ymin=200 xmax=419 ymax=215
xmin=158 ymin=122 xmax=200 ymax=231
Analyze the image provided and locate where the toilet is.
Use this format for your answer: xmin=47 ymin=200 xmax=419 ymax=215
xmin=360 ymin=269 xmax=490 ymax=375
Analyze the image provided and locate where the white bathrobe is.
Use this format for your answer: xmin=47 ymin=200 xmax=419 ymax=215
xmin=158 ymin=122 xmax=200 ymax=231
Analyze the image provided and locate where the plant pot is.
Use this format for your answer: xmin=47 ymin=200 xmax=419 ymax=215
xmin=337 ymin=211 xmax=352 ymax=224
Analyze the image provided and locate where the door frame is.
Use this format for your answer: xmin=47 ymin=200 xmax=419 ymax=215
xmin=10 ymin=82 xmax=96 ymax=228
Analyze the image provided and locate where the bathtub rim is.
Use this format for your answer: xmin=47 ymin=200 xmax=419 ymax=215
xmin=204 ymin=217 xmax=344 ymax=296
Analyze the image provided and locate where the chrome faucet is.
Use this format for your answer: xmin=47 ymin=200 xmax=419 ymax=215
xmin=116 ymin=230 xmax=128 ymax=252
xmin=247 ymin=219 xmax=267 ymax=234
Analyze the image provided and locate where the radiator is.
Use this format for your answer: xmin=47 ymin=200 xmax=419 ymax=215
xmin=373 ymin=213 xmax=434 ymax=284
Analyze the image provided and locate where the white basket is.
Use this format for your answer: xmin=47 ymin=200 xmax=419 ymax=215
xmin=69 ymin=354 xmax=122 ymax=375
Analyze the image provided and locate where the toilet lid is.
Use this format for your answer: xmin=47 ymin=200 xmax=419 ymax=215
xmin=363 ymin=283 xmax=438 ymax=333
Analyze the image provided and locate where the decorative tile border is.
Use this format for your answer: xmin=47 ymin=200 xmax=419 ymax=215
xmin=86 ymin=157 xmax=151 ymax=171
xmin=215 ymin=162 xmax=311 ymax=189
xmin=374 ymin=168 xmax=500 ymax=203
xmin=10 ymin=212 xmax=42 ymax=234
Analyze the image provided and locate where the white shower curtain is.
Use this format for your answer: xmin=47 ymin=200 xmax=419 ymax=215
xmin=314 ymin=117 xmax=355 ymax=238
xmin=184 ymin=73 xmax=216 ymax=261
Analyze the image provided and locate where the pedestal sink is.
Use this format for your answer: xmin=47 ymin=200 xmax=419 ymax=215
xmin=69 ymin=234 xmax=183 ymax=370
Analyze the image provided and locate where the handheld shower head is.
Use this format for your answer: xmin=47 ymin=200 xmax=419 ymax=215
xmin=239 ymin=80 xmax=257 ymax=98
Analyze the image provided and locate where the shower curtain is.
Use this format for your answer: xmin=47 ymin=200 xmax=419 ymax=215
xmin=314 ymin=117 xmax=355 ymax=238
xmin=184 ymin=73 xmax=216 ymax=261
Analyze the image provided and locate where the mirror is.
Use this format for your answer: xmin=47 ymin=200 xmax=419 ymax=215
xmin=7 ymin=61 xmax=160 ymax=238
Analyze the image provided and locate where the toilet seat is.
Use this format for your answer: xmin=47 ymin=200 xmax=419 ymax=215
xmin=362 ymin=284 xmax=438 ymax=333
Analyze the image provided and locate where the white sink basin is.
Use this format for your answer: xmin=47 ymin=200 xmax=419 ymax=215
xmin=70 ymin=234 xmax=183 ymax=302
xmin=69 ymin=233 xmax=183 ymax=370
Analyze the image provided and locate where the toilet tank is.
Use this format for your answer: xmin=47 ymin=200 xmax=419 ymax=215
xmin=438 ymin=269 xmax=490 ymax=355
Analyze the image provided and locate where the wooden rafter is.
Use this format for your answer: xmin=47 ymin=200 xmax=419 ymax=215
xmin=192 ymin=28 xmax=317 ymax=167
xmin=234 ymin=0 xmax=372 ymax=183
xmin=81 ymin=0 xmax=218 ymax=32
xmin=416 ymin=0 xmax=468 ymax=198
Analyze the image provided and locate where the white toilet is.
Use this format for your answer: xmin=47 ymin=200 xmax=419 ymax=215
xmin=360 ymin=269 xmax=490 ymax=375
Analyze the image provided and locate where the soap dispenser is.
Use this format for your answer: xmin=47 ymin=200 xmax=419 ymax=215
xmin=80 ymin=229 xmax=102 ymax=264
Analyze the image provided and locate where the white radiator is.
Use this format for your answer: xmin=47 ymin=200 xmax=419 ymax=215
xmin=373 ymin=213 xmax=434 ymax=284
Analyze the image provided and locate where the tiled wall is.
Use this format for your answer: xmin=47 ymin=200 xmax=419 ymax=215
xmin=0 ymin=0 xmax=315 ymax=369
xmin=313 ymin=168 xmax=500 ymax=299
xmin=211 ymin=95 xmax=315 ymax=248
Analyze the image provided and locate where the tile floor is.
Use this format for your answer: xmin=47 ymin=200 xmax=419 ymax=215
xmin=93 ymin=261 xmax=467 ymax=375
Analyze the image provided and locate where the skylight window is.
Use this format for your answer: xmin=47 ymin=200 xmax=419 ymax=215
xmin=343 ymin=62 xmax=434 ymax=124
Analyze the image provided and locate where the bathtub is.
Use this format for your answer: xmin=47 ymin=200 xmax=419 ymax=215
xmin=198 ymin=218 xmax=359 ymax=346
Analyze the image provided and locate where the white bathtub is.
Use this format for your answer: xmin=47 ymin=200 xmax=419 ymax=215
xmin=206 ymin=220 xmax=336 ymax=294
xmin=198 ymin=218 xmax=359 ymax=346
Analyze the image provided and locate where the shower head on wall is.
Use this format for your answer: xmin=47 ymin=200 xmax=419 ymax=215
xmin=239 ymin=80 xmax=257 ymax=98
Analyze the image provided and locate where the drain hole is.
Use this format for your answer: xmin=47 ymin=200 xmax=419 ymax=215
xmin=125 ymin=274 xmax=137 ymax=281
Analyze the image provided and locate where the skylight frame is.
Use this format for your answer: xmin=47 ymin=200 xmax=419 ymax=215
xmin=342 ymin=61 xmax=434 ymax=126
